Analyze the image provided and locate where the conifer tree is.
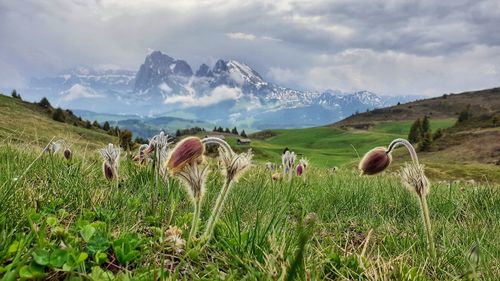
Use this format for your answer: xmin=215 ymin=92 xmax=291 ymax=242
xmin=408 ymin=118 xmax=422 ymax=144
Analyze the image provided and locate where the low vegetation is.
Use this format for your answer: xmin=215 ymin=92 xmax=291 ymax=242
xmin=0 ymin=140 xmax=498 ymax=280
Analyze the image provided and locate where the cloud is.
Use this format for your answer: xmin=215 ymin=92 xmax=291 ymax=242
xmin=158 ymin=82 xmax=172 ymax=93
xmin=164 ymin=85 xmax=242 ymax=107
xmin=1 ymin=0 xmax=499 ymax=97
xmin=226 ymin=32 xmax=256 ymax=41
xmin=59 ymin=84 xmax=104 ymax=101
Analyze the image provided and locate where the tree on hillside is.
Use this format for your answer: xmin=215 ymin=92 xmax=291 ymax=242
xmin=52 ymin=108 xmax=65 ymax=122
xmin=213 ymin=126 xmax=217 ymax=132
xmin=39 ymin=97 xmax=51 ymax=108
xmin=85 ymin=120 xmax=92 ymax=129
xmin=92 ymin=120 xmax=101 ymax=129
xmin=176 ymin=129 xmax=181 ymax=137
xmin=224 ymin=128 xmax=231 ymax=133
xmin=119 ymin=129 xmax=133 ymax=151
xmin=217 ymin=126 xmax=224 ymax=133
xmin=421 ymin=116 xmax=431 ymax=134
xmin=231 ymin=127 xmax=238 ymax=135
xmin=408 ymin=118 xmax=422 ymax=144
xmin=457 ymin=105 xmax=471 ymax=124
xmin=103 ymin=121 xmax=111 ymax=131
xmin=11 ymin=89 xmax=21 ymax=100
xmin=420 ymin=131 xmax=433 ymax=151
xmin=433 ymin=128 xmax=443 ymax=140
xmin=240 ymin=130 xmax=247 ymax=138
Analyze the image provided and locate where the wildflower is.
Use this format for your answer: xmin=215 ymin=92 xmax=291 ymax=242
xmin=99 ymin=143 xmax=121 ymax=181
xmin=44 ymin=139 xmax=66 ymax=154
xmin=296 ymin=158 xmax=309 ymax=176
xmin=176 ymin=163 xmax=209 ymax=203
xmin=166 ymin=137 xmax=207 ymax=247
xmin=176 ymin=163 xmax=209 ymax=248
xmin=63 ymin=148 xmax=72 ymax=160
xmin=296 ymin=164 xmax=303 ymax=176
xmin=166 ymin=137 xmax=204 ymax=174
xmin=201 ymin=136 xmax=253 ymax=244
xmin=359 ymin=138 xmax=436 ymax=260
xmin=400 ymin=162 xmax=430 ymax=197
xmin=165 ymin=226 xmax=186 ymax=254
xmin=282 ymin=151 xmax=296 ymax=177
xmin=358 ymin=147 xmax=391 ymax=175
xmin=218 ymin=146 xmax=253 ymax=183
xmin=132 ymin=144 xmax=150 ymax=164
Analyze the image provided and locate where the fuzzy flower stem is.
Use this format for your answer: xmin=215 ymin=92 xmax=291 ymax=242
xmin=187 ymin=200 xmax=201 ymax=249
xmin=388 ymin=138 xmax=436 ymax=259
xmin=203 ymin=179 xmax=231 ymax=242
xmin=387 ymin=138 xmax=419 ymax=166
xmin=419 ymin=195 xmax=436 ymax=260
xmin=201 ymin=137 xmax=233 ymax=155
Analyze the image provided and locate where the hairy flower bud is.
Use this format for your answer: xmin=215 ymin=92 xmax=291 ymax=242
xmin=63 ymin=148 xmax=72 ymax=160
xmin=103 ymin=162 xmax=115 ymax=180
xmin=166 ymin=137 xmax=204 ymax=174
xmin=296 ymin=164 xmax=303 ymax=176
xmin=359 ymin=147 xmax=392 ymax=175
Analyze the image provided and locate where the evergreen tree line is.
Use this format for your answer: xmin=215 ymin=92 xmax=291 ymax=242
xmin=408 ymin=115 xmax=443 ymax=151
xmin=212 ymin=126 xmax=247 ymax=137
xmin=175 ymin=127 xmax=206 ymax=137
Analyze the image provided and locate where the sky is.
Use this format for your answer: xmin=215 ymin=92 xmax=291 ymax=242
xmin=0 ymin=0 xmax=499 ymax=96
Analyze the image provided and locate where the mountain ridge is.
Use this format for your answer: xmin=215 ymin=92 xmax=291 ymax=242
xmin=22 ymin=50 xmax=422 ymax=129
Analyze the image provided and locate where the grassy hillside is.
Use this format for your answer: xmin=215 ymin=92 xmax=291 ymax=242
xmin=246 ymin=119 xmax=455 ymax=166
xmin=0 ymin=145 xmax=498 ymax=280
xmin=336 ymin=87 xmax=500 ymax=126
xmin=0 ymin=94 xmax=116 ymax=151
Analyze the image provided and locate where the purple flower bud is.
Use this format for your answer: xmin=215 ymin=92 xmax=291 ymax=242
xmin=166 ymin=137 xmax=204 ymax=174
xmin=359 ymin=147 xmax=392 ymax=175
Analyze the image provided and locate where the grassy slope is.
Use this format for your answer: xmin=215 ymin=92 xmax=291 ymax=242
xmin=0 ymin=147 xmax=498 ymax=280
xmin=0 ymin=94 xmax=116 ymax=151
xmin=336 ymin=87 xmax=500 ymax=126
xmin=246 ymin=119 xmax=455 ymax=166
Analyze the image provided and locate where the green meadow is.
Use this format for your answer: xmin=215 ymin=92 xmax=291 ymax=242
xmin=0 ymin=142 xmax=499 ymax=280
xmin=228 ymin=119 xmax=456 ymax=168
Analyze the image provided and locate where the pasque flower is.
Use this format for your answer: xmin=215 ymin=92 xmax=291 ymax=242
xmin=358 ymin=138 xmax=436 ymax=260
xmin=166 ymin=137 xmax=204 ymax=174
xmin=201 ymin=137 xmax=253 ymax=244
xmin=165 ymin=136 xmax=206 ymax=247
xmin=99 ymin=143 xmax=121 ymax=181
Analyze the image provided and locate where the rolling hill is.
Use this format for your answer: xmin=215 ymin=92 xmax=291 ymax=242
xmin=246 ymin=88 xmax=500 ymax=183
xmin=0 ymin=94 xmax=117 ymax=151
xmin=335 ymin=87 xmax=500 ymax=126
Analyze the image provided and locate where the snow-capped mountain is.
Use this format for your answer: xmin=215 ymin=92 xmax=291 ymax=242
xmin=23 ymin=51 xmax=421 ymax=129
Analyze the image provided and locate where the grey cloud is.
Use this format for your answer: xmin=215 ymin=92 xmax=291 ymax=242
xmin=0 ymin=0 xmax=499 ymax=96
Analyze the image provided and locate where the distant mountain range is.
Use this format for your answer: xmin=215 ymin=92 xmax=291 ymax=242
xmin=24 ymin=51 xmax=421 ymax=133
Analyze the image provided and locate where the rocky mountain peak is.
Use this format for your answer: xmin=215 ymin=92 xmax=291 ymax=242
xmin=134 ymin=51 xmax=193 ymax=92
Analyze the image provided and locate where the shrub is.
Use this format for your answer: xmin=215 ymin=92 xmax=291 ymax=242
xmin=52 ymin=108 xmax=65 ymax=122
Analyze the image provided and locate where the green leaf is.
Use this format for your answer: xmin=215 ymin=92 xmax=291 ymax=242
xmin=80 ymin=225 xmax=96 ymax=242
xmin=89 ymin=266 xmax=115 ymax=281
xmin=32 ymin=249 xmax=50 ymax=266
xmin=46 ymin=216 xmax=58 ymax=227
xmin=7 ymin=241 xmax=19 ymax=255
xmin=19 ymin=264 xmax=44 ymax=279
xmin=94 ymin=251 xmax=108 ymax=265
xmin=49 ymin=248 xmax=68 ymax=268
xmin=76 ymin=252 xmax=88 ymax=264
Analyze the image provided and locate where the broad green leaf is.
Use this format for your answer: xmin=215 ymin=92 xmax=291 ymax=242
xmin=80 ymin=225 xmax=96 ymax=242
xmin=32 ymin=249 xmax=50 ymax=265
xmin=46 ymin=216 xmax=58 ymax=227
xmin=49 ymin=248 xmax=68 ymax=268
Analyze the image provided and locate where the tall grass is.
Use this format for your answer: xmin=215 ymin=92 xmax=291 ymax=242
xmin=0 ymin=143 xmax=499 ymax=280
